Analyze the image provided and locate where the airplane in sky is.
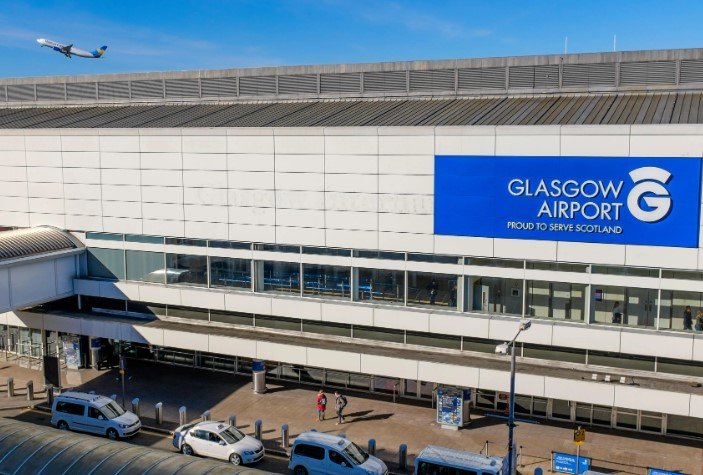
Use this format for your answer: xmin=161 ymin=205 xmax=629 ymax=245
xmin=36 ymin=38 xmax=107 ymax=59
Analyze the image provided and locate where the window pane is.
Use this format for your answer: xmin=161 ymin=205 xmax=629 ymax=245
xmin=210 ymin=311 xmax=254 ymax=326
xmin=407 ymin=272 xmax=457 ymax=309
xmin=615 ymin=408 xmax=637 ymax=429
xmin=659 ymin=290 xmax=701 ymax=331
xmin=526 ymin=262 xmax=588 ymax=272
xmin=656 ymin=358 xmax=703 ymax=378
xmin=127 ymin=301 xmax=165 ymax=316
xmin=406 ymin=332 xmax=460 ymax=350
xmin=667 ymin=414 xmax=703 ymax=438
xmin=165 ymin=237 xmax=207 ymax=247
xmin=86 ymin=232 xmax=122 ymax=241
xmin=551 ymin=400 xmax=571 ymax=420
xmin=357 ymin=268 xmax=404 ymax=305
xmin=256 ymin=315 xmax=300 ymax=332
xmin=523 ymin=344 xmax=585 ymax=364
xmin=260 ymin=261 xmax=300 ymax=294
xmin=125 ymin=234 xmax=164 ymax=244
xmin=592 ymin=265 xmax=658 ymax=277
xmin=167 ymin=306 xmax=209 ymax=321
xmin=353 ymin=326 xmax=404 ymax=344
xmin=209 ymin=240 xmax=251 ymax=250
xmin=592 ymin=405 xmax=612 ymax=426
xmin=353 ymin=249 xmax=405 ymax=260
xmin=165 ymin=254 xmax=208 ymax=286
xmin=87 ymin=248 xmax=125 ymax=280
xmin=302 ymin=321 xmax=351 ymax=337
xmin=256 ymin=243 xmax=300 ymax=253
xmin=591 ymin=286 xmax=657 ymax=328
xmin=526 ymin=281 xmax=586 ymax=321
xmin=407 ymin=253 xmax=461 ymax=264
xmin=470 ymin=276 xmax=522 ymax=316
xmin=126 ymin=250 xmax=165 ymax=283
xmin=303 ymin=264 xmax=350 ymax=299
xmin=210 ymin=257 xmax=251 ymax=289
xmin=588 ymin=351 xmax=655 ymax=371
xmin=533 ymin=398 xmax=548 ymax=417
xmin=465 ymin=257 xmax=523 ymax=269
xmin=303 ymin=246 xmax=350 ymax=256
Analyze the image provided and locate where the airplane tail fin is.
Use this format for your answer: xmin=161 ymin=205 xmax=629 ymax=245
xmin=92 ymin=45 xmax=108 ymax=58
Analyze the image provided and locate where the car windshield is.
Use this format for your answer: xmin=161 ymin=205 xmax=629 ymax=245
xmin=100 ymin=401 xmax=125 ymax=419
xmin=343 ymin=442 xmax=369 ymax=465
xmin=219 ymin=426 xmax=246 ymax=444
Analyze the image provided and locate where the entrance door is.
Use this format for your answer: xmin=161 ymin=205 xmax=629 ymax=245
xmin=625 ymin=288 xmax=657 ymax=327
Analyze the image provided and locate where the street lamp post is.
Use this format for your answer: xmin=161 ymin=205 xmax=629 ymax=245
xmin=495 ymin=319 xmax=531 ymax=475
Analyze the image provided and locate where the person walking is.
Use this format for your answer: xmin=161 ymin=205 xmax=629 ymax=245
xmin=316 ymin=389 xmax=327 ymax=421
xmin=683 ymin=305 xmax=693 ymax=330
xmin=612 ymin=301 xmax=622 ymax=324
xmin=334 ymin=391 xmax=348 ymax=425
xmin=695 ymin=310 xmax=703 ymax=331
xmin=427 ymin=279 xmax=438 ymax=305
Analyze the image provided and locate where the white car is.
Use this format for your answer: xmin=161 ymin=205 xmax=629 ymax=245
xmin=172 ymin=421 xmax=265 ymax=465
xmin=289 ymin=431 xmax=388 ymax=475
xmin=50 ymin=391 xmax=141 ymax=440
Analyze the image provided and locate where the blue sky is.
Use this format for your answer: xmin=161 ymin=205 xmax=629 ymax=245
xmin=1 ymin=0 xmax=702 ymax=78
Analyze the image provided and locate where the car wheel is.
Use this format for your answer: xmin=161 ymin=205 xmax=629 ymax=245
xmin=182 ymin=444 xmax=194 ymax=456
xmin=106 ymin=428 xmax=119 ymax=440
xmin=229 ymin=453 xmax=242 ymax=466
xmin=293 ymin=466 xmax=308 ymax=475
xmin=57 ymin=420 xmax=69 ymax=431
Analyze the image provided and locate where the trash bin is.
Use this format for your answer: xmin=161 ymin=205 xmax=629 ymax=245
xmin=252 ymin=360 xmax=267 ymax=394
xmin=90 ymin=338 xmax=101 ymax=370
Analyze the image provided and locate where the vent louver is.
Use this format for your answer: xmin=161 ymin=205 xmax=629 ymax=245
xmin=66 ymin=83 xmax=97 ymax=100
xmin=620 ymin=61 xmax=676 ymax=86
xmin=201 ymin=78 xmax=237 ymax=97
xmin=98 ymin=81 xmax=130 ymax=100
xmin=458 ymin=67 xmax=506 ymax=90
xmin=239 ymin=76 xmax=276 ymax=96
xmin=7 ymin=84 xmax=35 ymax=102
xmin=165 ymin=78 xmax=200 ymax=98
xmin=680 ymin=60 xmax=703 ymax=84
xmin=562 ymin=63 xmax=616 ymax=87
xmin=36 ymin=83 xmax=65 ymax=101
xmin=278 ymin=74 xmax=318 ymax=95
xmin=130 ymin=79 xmax=165 ymax=99
xmin=409 ymin=69 xmax=455 ymax=92
xmin=320 ymin=73 xmax=361 ymax=94
xmin=363 ymin=71 xmax=407 ymax=92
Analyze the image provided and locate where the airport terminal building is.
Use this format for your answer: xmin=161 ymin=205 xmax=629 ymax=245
xmin=1 ymin=48 xmax=702 ymax=439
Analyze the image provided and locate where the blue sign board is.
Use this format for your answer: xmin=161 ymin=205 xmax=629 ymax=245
xmin=435 ymin=156 xmax=702 ymax=247
xmin=649 ymin=469 xmax=686 ymax=475
xmin=552 ymin=451 xmax=591 ymax=474
xmin=436 ymin=387 xmax=463 ymax=426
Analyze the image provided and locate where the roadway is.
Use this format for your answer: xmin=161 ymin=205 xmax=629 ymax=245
xmin=0 ymin=407 xmax=291 ymax=474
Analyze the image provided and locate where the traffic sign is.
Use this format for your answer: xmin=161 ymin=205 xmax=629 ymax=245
xmin=573 ymin=426 xmax=586 ymax=445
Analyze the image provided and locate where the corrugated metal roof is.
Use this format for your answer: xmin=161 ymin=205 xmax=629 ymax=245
xmin=0 ymin=227 xmax=81 ymax=261
xmin=0 ymin=418 xmax=270 ymax=475
xmin=4 ymin=92 xmax=703 ymax=128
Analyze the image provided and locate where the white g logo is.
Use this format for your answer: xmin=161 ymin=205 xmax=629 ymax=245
xmin=627 ymin=167 xmax=672 ymax=223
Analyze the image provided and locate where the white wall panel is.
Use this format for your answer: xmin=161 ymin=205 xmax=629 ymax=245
xmin=325 ymin=192 xmax=377 ymax=212
xmin=0 ymin=269 xmax=9 ymax=310
xmin=258 ymin=341 xmax=308 ymax=365
xmin=378 ymin=232 xmax=433 ymax=253
xmin=625 ymin=245 xmax=698 ymax=270
xmin=141 ymin=169 xmax=182 ymax=187
xmin=325 ymin=174 xmax=377 ymax=193
xmin=101 ymin=168 xmax=140 ymax=185
xmin=102 ymin=200 xmax=142 ymax=218
xmin=181 ymin=288 xmax=226 ymax=310
xmin=379 ymin=175 xmax=433 ymax=195
xmin=163 ymin=329 xmax=208 ymax=351
xmin=494 ymin=238 xmax=557 ymax=261
xmin=132 ymin=325 xmax=164 ymax=346
xmin=183 ymin=153 xmax=227 ymax=171
xmin=277 ymin=226 xmax=325 ymax=246
xmin=184 ymin=205 xmax=228 ymax=223
xmin=140 ymin=152 xmax=182 ymax=169
xmin=379 ymin=213 xmax=433 ymax=234
xmin=185 ymin=221 xmax=228 ymax=240
xmin=378 ymin=194 xmax=432 ymax=214
xmin=183 ymin=170 xmax=226 ymax=188
xmin=0 ymin=196 xmax=29 ymax=212
xmin=433 ymin=235 xmax=492 ymax=257
xmin=140 ymin=135 xmax=181 ymax=153
xmin=229 ymin=223 xmax=275 ymax=243
xmin=629 ymin=127 xmax=703 ymax=157
xmin=9 ymin=260 xmax=56 ymax=306
xmin=325 ymin=154 xmax=377 ymax=174
xmin=560 ymin=131 xmax=630 ymax=156
xmin=227 ymin=154 xmax=275 ymax=171
xmin=360 ymin=354 xmax=418 ymax=379
xmin=64 ymin=199 xmax=101 ymax=216
xmin=495 ymin=127 xmax=560 ymax=155
xmin=325 ymin=229 xmax=378 ymax=250
xmin=689 ymin=394 xmax=703 ymax=418
xmin=321 ymin=302 xmax=374 ymax=325
xmin=138 ymin=284 xmax=181 ymax=305
xmin=228 ymin=171 xmax=274 ymax=190
xmin=694 ymin=336 xmax=703 ymax=362
xmin=0 ymin=181 xmax=29 ymax=197
xmin=276 ymin=154 xmax=324 ymax=173
xmin=276 ymin=209 xmax=324 ymax=228
xmin=556 ymin=242 xmax=626 ymax=265
xmin=378 ymin=135 xmax=434 ymax=155
xmin=0 ymin=211 xmax=29 ymax=227
xmin=274 ymin=135 xmax=324 ymax=154
xmin=379 ymin=155 xmax=433 ymax=175
xmin=102 ymin=185 xmax=140 ymax=202
xmin=184 ymin=187 xmax=228 ymax=206
xmin=229 ymin=206 xmax=275 ymax=226
xmin=227 ymin=135 xmax=275 ymax=154
xmin=0 ymin=150 xmax=26 ymax=166
xmin=614 ymin=386 xmax=690 ymax=416
xmin=275 ymin=172 xmax=324 ymax=191
xmin=435 ymin=129 xmax=495 ymax=155
xmin=620 ymin=331 xmax=694 ymax=360
xmin=430 ymin=314 xmax=490 ymax=339
xmin=0 ymin=166 xmax=28 ymax=182
xmin=66 ymin=214 xmax=102 ymax=231
xmin=25 ymin=136 xmax=61 ymax=151
xmin=325 ymin=211 xmax=377 ymax=231
xmin=0 ymin=135 xmax=25 ymax=151
xmin=143 ymin=219 xmax=184 ymax=237
xmin=325 ymin=135 xmax=378 ymax=155
xmin=29 ymin=213 xmax=65 ymax=228
xmin=271 ymin=298 xmax=322 ymax=320
xmin=100 ymin=135 xmax=140 ymax=153
xmin=488 ymin=318 xmax=553 ymax=345
xmin=63 ymin=167 xmax=100 ymax=184
xmin=141 ymin=186 xmax=183 ymax=204
xmin=308 ymin=348 xmax=361 ymax=372
xmin=224 ymin=292 xmax=272 ymax=315
xmin=101 ymin=152 xmax=140 ymax=169
xmin=142 ymin=202 xmax=184 ymax=220
xmin=27 ymin=167 xmax=62 ymax=183
xmin=28 ymin=198 xmax=63 ymax=214
xmin=375 ymin=307 xmax=429 ymax=332
xmin=209 ymin=335 xmax=257 ymax=358
xmin=552 ymin=324 xmax=621 ymax=352
xmin=544 ymin=376 xmax=615 ymax=406
xmin=183 ymin=135 xmax=227 ymax=154
xmin=61 ymin=135 xmax=99 ymax=152
xmin=418 ymin=362 xmax=480 ymax=388
xmin=62 ymin=151 xmax=100 ymax=168
xmin=103 ymin=217 xmax=142 ymax=234
xmin=276 ymin=191 xmax=324 ymax=210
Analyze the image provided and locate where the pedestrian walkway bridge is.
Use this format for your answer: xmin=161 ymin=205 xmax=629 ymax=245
xmin=0 ymin=226 xmax=83 ymax=314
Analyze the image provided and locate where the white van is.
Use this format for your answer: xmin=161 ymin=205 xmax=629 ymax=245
xmin=51 ymin=391 xmax=141 ymax=440
xmin=415 ymin=445 xmax=506 ymax=475
xmin=289 ymin=431 xmax=388 ymax=475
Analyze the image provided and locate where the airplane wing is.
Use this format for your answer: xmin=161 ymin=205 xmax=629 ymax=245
xmin=61 ymin=44 xmax=73 ymax=57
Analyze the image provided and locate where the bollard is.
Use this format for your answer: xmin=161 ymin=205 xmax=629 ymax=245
xmin=281 ymin=424 xmax=289 ymax=449
xmin=254 ymin=419 xmax=262 ymax=440
xmin=399 ymin=444 xmax=408 ymax=470
xmin=46 ymin=384 xmax=54 ymax=407
xmin=228 ymin=415 xmax=237 ymax=427
xmin=368 ymin=439 xmax=376 ymax=456
xmin=179 ymin=406 xmax=187 ymax=426
xmin=131 ymin=397 xmax=140 ymax=417
xmin=26 ymin=381 xmax=34 ymax=402
xmin=201 ymin=410 xmax=211 ymax=422
xmin=155 ymin=402 xmax=163 ymax=425
xmin=7 ymin=377 xmax=14 ymax=397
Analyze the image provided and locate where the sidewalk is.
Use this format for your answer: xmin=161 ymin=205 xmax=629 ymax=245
xmin=1 ymin=360 xmax=701 ymax=475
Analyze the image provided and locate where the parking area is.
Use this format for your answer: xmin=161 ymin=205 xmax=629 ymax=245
xmin=1 ymin=359 xmax=701 ymax=475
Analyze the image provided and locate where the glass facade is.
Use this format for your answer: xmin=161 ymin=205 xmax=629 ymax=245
xmin=302 ymin=264 xmax=350 ymax=299
xmin=470 ymin=276 xmax=522 ymax=316
xmin=210 ymin=257 xmax=251 ymax=289
xmin=259 ymin=261 xmax=300 ymax=294
xmin=166 ymin=254 xmax=207 ymax=286
xmin=356 ymin=268 xmax=404 ymax=305
xmin=87 ymin=248 xmax=124 ymax=280
xmin=126 ymin=250 xmax=165 ymax=283
xmin=591 ymin=286 xmax=659 ymax=328
xmin=525 ymin=281 xmax=586 ymax=321
xmin=407 ymin=272 xmax=457 ymax=308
